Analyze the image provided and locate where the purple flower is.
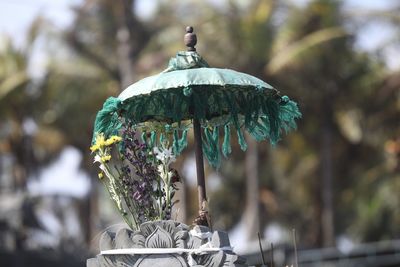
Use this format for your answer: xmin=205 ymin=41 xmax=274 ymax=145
xmin=119 ymin=126 xmax=160 ymax=222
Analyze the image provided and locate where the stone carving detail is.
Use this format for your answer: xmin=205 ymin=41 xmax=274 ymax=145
xmin=87 ymin=220 xmax=247 ymax=267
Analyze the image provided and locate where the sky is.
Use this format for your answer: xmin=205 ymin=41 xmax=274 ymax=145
xmin=0 ymin=0 xmax=398 ymax=49
xmin=0 ymin=0 xmax=81 ymax=45
xmin=28 ymin=146 xmax=90 ymax=198
xmin=0 ymin=0 xmax=398 ymax=69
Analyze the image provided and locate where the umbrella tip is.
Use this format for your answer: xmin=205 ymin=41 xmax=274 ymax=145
xmin=184 ymin=26 xmax=197 ymax=52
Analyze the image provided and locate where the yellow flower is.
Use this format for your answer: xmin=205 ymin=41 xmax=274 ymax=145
xmin=101 ymin=155 xmax=111 ymax=163
xmin=98 ymin=172 xmax=104 ymax=179
xmin=90 ymin=134 xmax=108 ymax=152
xmin=104 ymin=135 xmax=122 ymax=146
xmin=90 ymin=144 xmax=100 ymax=153
xmin=105 ymin=139 xmax=114 ymax=146
xmin=112 ymin=135 xmax=122 ymax=142
xmin=95 ymin=134 xmax=106 ymax=147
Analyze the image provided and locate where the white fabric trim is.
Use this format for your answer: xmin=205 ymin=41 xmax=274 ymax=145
xmin=100 ymin=246 xmax=232 ymax=255
xmin=189 ymin=229 xmax=213 ymax=240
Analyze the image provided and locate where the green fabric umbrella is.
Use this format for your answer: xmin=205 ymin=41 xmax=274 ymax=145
xmin=92 ymin=27 xmax=301 ymax=226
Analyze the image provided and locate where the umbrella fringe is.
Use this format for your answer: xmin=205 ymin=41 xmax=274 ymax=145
xmin=92 ymin=97 xmax=122 ymax=144
xmin=91 ymin=90 xmax=301 ymax=169
xmin=193 ymin=89 xmax=207 ymax=119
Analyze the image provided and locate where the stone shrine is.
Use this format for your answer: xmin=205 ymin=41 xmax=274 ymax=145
xmin=87 ymin=220 xmax=247 ymax=267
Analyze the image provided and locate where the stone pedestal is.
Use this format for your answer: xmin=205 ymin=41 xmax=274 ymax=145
xmin=87 ymin=220 xmax=247 ymax=267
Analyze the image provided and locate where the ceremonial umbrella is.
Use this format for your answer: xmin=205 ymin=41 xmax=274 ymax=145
xmin=92 ymin=27 xmax=301 ymax=226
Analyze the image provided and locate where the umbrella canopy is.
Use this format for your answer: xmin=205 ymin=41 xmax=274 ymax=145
xmin=118 ymin=66 xmax=273 ymax=101
xmin=93 ymin=51 xmax=300 ymax=168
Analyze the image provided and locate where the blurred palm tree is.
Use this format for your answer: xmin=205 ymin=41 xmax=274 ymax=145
xmin=268 ymin=0 xmax=399 ymax=246
xmin=0 ymin=35 xmax=35 ymax=190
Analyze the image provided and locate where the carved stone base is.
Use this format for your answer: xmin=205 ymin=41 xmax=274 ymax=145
xmin=87 ymin=220 xmax=247 ymax=267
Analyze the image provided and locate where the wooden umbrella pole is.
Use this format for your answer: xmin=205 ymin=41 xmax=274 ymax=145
xmin=193 ymin=118 xmax=207 ymax=211
xmin=185 ymin=26 xmax=210 ymax=227
xmin=192 ymin=118 xmax=211 ymax=227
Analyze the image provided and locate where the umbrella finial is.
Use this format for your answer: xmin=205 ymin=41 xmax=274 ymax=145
xmin=184 ymin=26 xmax=197 ymax=51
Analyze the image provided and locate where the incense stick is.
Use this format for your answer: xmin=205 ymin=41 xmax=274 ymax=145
xmin=257 ymin=232 xmax=267 ymax=265
xmin=292 ymin=229 xmax=298 ymax=267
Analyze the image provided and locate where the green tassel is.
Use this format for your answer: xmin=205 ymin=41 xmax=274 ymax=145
xmin=172 ymin=128 xmax=188 ymax=155
xmin=141 ymin=132 xmax=147 ymax=144
xmin=212 ymin=127 xmax=221 ymax=168
xmin=92 ymin=97 xmax=122 ymax=144
xmin=178 ymin=128 xmax=188 ymax=154
xmin=246 ymin=121 xmax=267 ymax=142
xmin=183 ymin=86 xmax=192 ymax=96
xmin=141 ymin=131 xmax=155 ymax=152
xmin=150 ymin=131 xmax=156 ymax=147
xmin=260 ymin=98 xmax=280 ymax=144
xmin=160 ymin=133 xmax=166 ymax=146
xmin=237 ymin=128 xmax=247 ymax=151
xmin=260 ymin=116 xmax=271 ymax=139
xmin=173 ymin=130 xmax=179 ymax=155
xmin=203 ymin=127 xmax=221 ymax=169
xmin=222 ymin=90 xmax=239 ymax=128
xmin=222 ymin=124 xmax=231 ymax=157
xmin=279 ymin=96 xmax=302 ymax=133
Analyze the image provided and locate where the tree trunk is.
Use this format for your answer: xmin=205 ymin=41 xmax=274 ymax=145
xmin=320 ymin=103 xmax=335 ymax=247
xmin=115 ymin=0 xmax=136 ymax=88
xmin=242 ymin=136 xmax=260 ymax=241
